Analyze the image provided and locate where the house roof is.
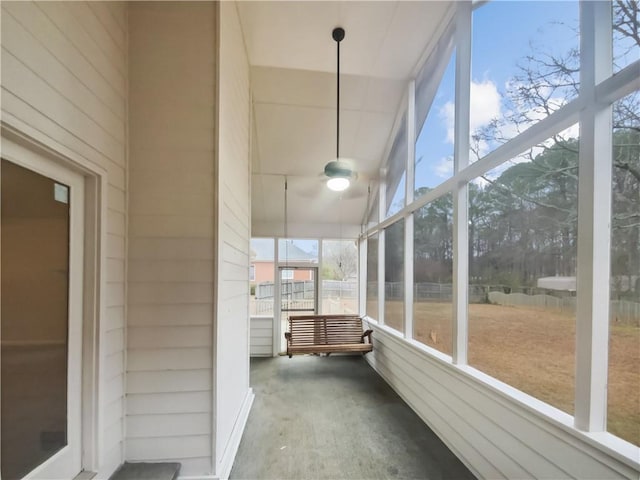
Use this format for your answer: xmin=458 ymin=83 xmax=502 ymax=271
xmin=250 ymin=238 xmax=316 ymax=262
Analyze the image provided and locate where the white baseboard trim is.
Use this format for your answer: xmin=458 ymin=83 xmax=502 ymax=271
xmin=215 ymin=388 xmax=255 ymax=480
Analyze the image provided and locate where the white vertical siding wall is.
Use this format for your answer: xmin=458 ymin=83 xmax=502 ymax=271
xmin=1 ymin=2 xmax=128 ymax=476
xmin=250 ymin=317 xmax=274 ymax=357
xmin=364 ymin=321 xmax=639 ymax=480
xmin=215 ymin=2 xmax=254 ymax=478
xmin=127 ymin=3 xmax=216 ymax=476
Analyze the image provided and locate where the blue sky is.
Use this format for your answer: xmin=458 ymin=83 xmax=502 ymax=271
xmin=411 ymin=0 xmax=580 ymax=194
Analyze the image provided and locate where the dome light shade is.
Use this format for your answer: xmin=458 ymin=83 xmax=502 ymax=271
xmin=327 ymin=177 xmax=350 ymax=191
xmin=324 ymin=159 xmax=353 ymax=191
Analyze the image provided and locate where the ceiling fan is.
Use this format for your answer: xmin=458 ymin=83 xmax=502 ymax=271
xmin=323 ymin=26 xmax=355 ymax=192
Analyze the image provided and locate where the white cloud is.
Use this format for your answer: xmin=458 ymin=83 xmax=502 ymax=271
xmin=441 ymin=102 xmax=455 ymax=144
xmin=470 ymin=80 xmax=502 ymax=134
xmin=434 ymin=156 xmax=453 ymax=179
xmin=441 ymin=79 xmax=502 ymax=145
xmin=438 ymin=79 xmax=579 ymax=168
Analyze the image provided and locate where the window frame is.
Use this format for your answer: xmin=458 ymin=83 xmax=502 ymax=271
xmin=360 ymin=0 xmax=640 ymax=456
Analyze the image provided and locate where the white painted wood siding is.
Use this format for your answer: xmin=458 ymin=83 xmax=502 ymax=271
xmin=215 ymin=3 xmax=253 ymax=478
xmin=1 ymin=2 xmax=127 ymax=476
xmin=250 ymin=317 xmax=274 ymax=357
xmin=127 ymin=3 xmax=216 ymax=476
xmin=364 ymin=321 xmax=640 ymax=480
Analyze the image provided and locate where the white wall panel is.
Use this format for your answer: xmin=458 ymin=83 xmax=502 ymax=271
xmin=128 ymin=304 xmax=213 ymax=328
xmin=127 ymin=349 xmax=212 ymax=372
xmin=126 ymin=436 xmax=211 ymax=461
xmin=215 ymin=3 xmax=254 ymax=478
xmin=127 ymin=414 xmax=211 ymax=439
xmin=250 ymin=317 xmax=274 ymax=357
xmin=127 ymin=392 xmax=211 ymax=416
xmin=126 ymin=370 xmax=212 ymax=395
xmin=2 ymin=2 xmax=126 ymax=119
xmin=126 ymin=2 xmax=217 ymax=475
xmin=127 ymin=327 xmax=212 ymax=349
xmin=106 ymin=306 xmax=124 ymax=331
xmin=35 ymin=2 xmax=126 ymax=93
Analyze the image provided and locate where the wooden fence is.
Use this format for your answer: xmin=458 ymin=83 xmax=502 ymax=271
xmin=488 ymin=291 xmax=640 ymax=325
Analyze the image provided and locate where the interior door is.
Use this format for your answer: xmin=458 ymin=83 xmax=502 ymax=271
xmin=279 ymin=267 xmax=318 ymax=352
xmin=1 ymin=152 xmax=84 ymax=480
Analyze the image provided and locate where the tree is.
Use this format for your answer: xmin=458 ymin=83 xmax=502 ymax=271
xmin=466 ymin=0 xmax=638 ymax=294
xmin=414 ymin=190 xmax=453 ymax=283
xmin=322 ymin=240 xmax=358 ymax=281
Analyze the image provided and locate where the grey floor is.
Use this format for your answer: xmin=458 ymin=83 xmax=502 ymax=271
xmin=230 ymin=355 xmax=475 ymax=480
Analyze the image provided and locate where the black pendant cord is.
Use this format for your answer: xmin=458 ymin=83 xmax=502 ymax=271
xmin=284 ymin=176 xmax=288 ymax=267
xmin=333 ymin=27 xmax=345 ymax=159
xmin=336 ymin=36 xmax=340 ymax=159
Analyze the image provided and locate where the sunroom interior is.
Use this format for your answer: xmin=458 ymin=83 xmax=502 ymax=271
xmin=247 ymin=0 xmax=639 ymax=478
xmin=0 ymin=0 xmax=638 ymax=479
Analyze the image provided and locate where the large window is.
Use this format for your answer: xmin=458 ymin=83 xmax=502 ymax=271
xmin=608 ymin=91 xmax=640 ymax=446
xmin=468 ymin=130 xmax=579 ymax=415
xmin=613 ymin=0 xmax=640 ymax=73
xmin=363 ymin=0 xmax=639 ymax=452
xmin=384 ymin=220 xmax=404 ymax=332
xmin=366 ymin=234 xmax=379 ymax=320
xmin=386 ymin=115 xmax=407 ymax=218
xmin=414 ymin=194 xmax=453 ymax=355
xmin=415 ymin=52 xmax=456 ymax=195
xmin=321 ymin=240 xmax=358 ymax=314
xmin=367 ymin=192 xmax=379 ymax=230
xmin=250 ymin=238 xmax=275 ymax=316
xmin=278 ymin=238 xmax=318 ymax=264
xmin=470 ymin=1 xmax=580 ymax=162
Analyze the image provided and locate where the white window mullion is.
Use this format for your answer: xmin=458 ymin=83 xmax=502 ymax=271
xmin=405 ymin=81 xmax=416 ymax=338
xmin=359 ymin=237 xmax=367 ymax=317
xmin=406 ymin=81 xmax=416 ymax=206
xmin=317 ymin=240 xmax=323 ymax=314
xmin=405 ymin=214 xmax=414 ymax=339
xmin=273 ymin=239 xmax=281 ymax=357
xmin=452 ymin=1 xmax=472 ymax=365
xmin=378 ymin=229 xmax=386 ymax=326
xmin=379 ymin=168 xmax=387 ymax=325
xmin=575 ymin=0 xmax=613 ymax=432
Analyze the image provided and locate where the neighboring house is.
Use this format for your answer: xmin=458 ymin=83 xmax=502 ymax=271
xmin=250 ymin=238 xmax=317 ymax=283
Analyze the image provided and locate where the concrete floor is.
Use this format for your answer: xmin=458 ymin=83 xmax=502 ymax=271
xmin=230 ymin=356 xmax=475 ymax=480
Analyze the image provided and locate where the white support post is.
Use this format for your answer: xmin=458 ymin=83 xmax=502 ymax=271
xmin=405 ymin=215 xmax=414 ymax=339
xmin=378 ymin=229 xmax=386 ymax=325
xmin=359 ymin=237 xmax=367 ymax=317
xmin=575 ymin=0 xmax=613 ymax=432
xmin=379 ymin=167 xmax=387 ymax=226
xmin=405 ymin=81 xmax=416 ymax=339
xmin=406 ymin=80 xmax=416 ymax=207
xmin=452 ymin=1 xmax=471 ymax=365
xmin=273 ymin=239 xmax=281 ymax=357
xmin=379 ymin=169 xmax=387 ymax=324
xmin=317 ymin=240 xmax=324 ymax=314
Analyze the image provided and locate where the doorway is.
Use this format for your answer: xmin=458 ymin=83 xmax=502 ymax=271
xmin=279 ymin=267 xmax=318 ymax=352
xmin=1 ymin=155 xmax=84 ymax=480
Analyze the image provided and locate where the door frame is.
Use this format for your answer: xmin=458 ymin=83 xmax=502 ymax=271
xmin=1 ymin=124 xmax=108 ymax=475
xmin=274 ymin=265 xmax=319 ymax=355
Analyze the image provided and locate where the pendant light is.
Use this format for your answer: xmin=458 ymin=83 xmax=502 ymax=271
xmin=325 ymin=27 xmax=353 ymax=192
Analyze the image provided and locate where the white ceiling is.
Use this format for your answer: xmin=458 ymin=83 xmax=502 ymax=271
xmin=237 ymin=1 xmax=453 ymax=238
